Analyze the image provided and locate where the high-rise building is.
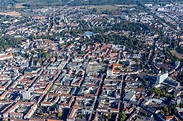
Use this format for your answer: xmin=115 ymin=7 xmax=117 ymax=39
xmin=156 ymin=72 xmax=168 ymax=84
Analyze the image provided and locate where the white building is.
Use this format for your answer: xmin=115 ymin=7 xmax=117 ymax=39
xmin=156 ymin=72 xmax=168 ymax=84
xmin=22 ymin=91 xmax=32 ymax=100
xmin=0 ymin=53 xmax=13 ymax=61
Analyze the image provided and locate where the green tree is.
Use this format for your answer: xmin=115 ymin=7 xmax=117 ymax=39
xmin=163 ymin=106 xmax=169 ymax=115
xmin=92 ymin=8 xmax=97 ymax=13
xmin=120 ymin=113 xmax=126 ymax=121
xmin=57 ymin=112 xmax=62 ymax=118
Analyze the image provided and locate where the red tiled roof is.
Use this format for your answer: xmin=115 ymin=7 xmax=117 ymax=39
xmin=165 ymin=115 xmax=174 ymax=120
xmin=47 ymin=119 xmax=63 ymax=121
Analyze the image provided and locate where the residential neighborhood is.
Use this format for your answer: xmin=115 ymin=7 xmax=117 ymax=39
xmin=0 ymin=0 xmax=182 ymax=121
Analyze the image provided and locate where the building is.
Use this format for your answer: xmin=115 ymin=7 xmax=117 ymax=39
xmin=121 ymin=13 xmax=129 ymax=21
xmin=0 ymin=53 xmax=13 ymax=61
xmin=156 ymin=72 xmax=179 ymax=88
xmin=176 ymin=107 xmax=183 ymax=119
xmin=156 ymin=72 xmax=168 ymax=84
xmin=22 ymin=91 xmax=32 ymax=100
xmin=85 ymin=31 xmax=93 ymax=38
xmin=24 ymin=67 xmax=40 ymax=75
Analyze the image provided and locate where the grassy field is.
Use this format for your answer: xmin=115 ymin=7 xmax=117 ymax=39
xmin=0 ymin=11 xmax=21 ymax=17
xmin=88 ymin=5 xmax=120 ymax=12
xmin=87 ymin=4 xmax=137 ymax=13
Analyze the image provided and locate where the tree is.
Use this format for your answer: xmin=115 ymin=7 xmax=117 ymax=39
xmin=57 ymin=112 xmax=62 ymax=118
xmin=43 ymin=52 xmax=51 ymax=58
xmin=38 ymin=49 xmax=51 ymax=59
xmin=114 ymin=67 xmax=121 ymax=70
xmin=28 ymin=34 xmax=35 ymax=40
xmin=106 ymin=114 xmax=111 ymax=121
xmin=104 ymin=60 xmax=109 ymax=64
xmin=119 ymin=61 xmax=125 ymax=66
xmin=163 ymin=106 xmax=168 ymax=112
xmin=65 ymin=67 xmax=70 ymax=72
xmin=120 ymin=113 xmax=127 ymax=121
xmin=142 ymin=79 xmax=148 ymax=86
xmin=92 ymin=8 xmax=97 ymax=14
xmin=163 ymin=106 xmax=169 ymax=115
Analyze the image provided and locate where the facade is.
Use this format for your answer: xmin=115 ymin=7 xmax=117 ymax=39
xmin=22 ymin=91 xmax=32 ymax=100
xmin=156 ymin=72 xmax=168 ymax=84
xmin=0 ymin=53 xmax=13 ymax=61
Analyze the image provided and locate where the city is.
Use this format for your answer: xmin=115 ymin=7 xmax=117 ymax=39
xmin=0 ymin=0 xmax=182 ymax=121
